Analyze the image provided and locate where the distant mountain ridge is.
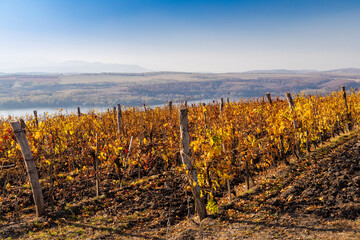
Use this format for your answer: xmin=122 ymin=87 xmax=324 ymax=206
xmin=2 ymin=64 xmax=360 ymax=74
xmin=243 ymin=69 xmax=317 ymax=74
xmin=242 ymin=68 xmax=360 ymax=74
xmin=325 ymin=68 xmax=360 ymax=74
xmin=4 ymin=60 xmax=149 ymax=74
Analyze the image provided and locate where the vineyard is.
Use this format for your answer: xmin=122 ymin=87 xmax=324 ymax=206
xmin=1 ymin=88 xmax=360 ymax=239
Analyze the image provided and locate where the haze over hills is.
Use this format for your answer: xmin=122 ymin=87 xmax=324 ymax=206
xmin=243 ymin=68 xmax=360 ymax=74
xmin=325 ymin=68 xmax=360 ymax=74
xmin=1 ymin=68 xmax=360 ymax=111
xmin=242 ymin=69 xmax=318 ymax=74
xmin=1 ymin=61 xmax=149 ymax=74
xmin=2 ymin=62 xmax=360 ymax=75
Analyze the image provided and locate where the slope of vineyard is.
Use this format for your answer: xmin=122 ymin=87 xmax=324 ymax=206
xmin=1 ymin=89 xmax=360 ymax=239
xmin=169 ymin=130 xmax=360 ymax=239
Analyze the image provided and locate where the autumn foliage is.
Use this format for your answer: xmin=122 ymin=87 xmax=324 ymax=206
xmin=0 ymin=89 xmax=359 ymax=206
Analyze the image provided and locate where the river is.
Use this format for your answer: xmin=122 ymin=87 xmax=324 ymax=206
xmin=0 ymin=107 xmax=109 ymax=118
xmin=0 ymin=98 xmax=229 ymax=118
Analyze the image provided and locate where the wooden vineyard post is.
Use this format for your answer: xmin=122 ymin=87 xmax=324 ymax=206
xmin=20 ymin=119 xmax=27 ymax=129
xmin=179 ymin=108 xmax=207 ymax=220
xmin=138 ymin=132 xmax=144 ymax=180
xmin=220 ymin=98 xmax=224 ymax=112
xmin=10 ymin=122 xmax=45 ymax=217
xmin=112 ymin=106 xmax=117 ymax=131
xmin=286 ymin=92 xmax=297 ymax=130
xmin=342 ymin=86 xmax=352 ymax=131
xmin=342 ymin=86 xmax=348 ymax=112
xmin=95 ymin=134 xmax=99 ymax=198
xmin=286 ymin=92 xmax=295 ymax=112
xmin=305 ymin=130 xmax=310 ymax=153
xmin=246 ymin=160 xmax=250 ymax=190
xmin=49 ymin=161 xmax=55 ymax=212
xmin=266 ymin=92 xmax=273 ymax=105
xmin=77 ymin=107 xmax=81 ymax=117
xmin=203 ymin=105 xmax=208 ymax=134
xmin=286 ymin=92 xmax=302 ymax=159
xmin=33 ymin=110 xmax=39 ymax=128
xmin=116 ymin=104 xmax=122 ymax=137
xmin=168 ymin=101 xmax=172 ymax=118
xmin=313 ymin=100 xmax=323 ymax=146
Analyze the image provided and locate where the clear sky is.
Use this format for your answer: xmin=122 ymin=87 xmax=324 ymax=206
xmin=0 ymin=0 xmax=359 ymax=72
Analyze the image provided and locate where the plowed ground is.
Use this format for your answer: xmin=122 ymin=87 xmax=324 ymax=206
xmin=1 ymin=130 xmax=359 ymax=239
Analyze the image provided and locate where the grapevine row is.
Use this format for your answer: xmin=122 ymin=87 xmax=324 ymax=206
xmin=0 ymin=88 xmax=359 ymax=208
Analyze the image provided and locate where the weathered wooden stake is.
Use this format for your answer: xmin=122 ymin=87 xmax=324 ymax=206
xmin=246 ymin=160 xmax=250 ymax=190
xmin=220 ymin=98 xmax=224 ymax=112
xmin=139 ymin=132 xmax=143 ymax=148
xmin=342 ymin=86 xmax=348 ymax=112
xmin=138 ymin=133 xmax=143 ymax=180
xmin=286 ymin=92 xmax=301 ymax=158
xmin=116 ymin=104 xmax=121 ymax=137
xmin=179 ymin=108 xmax=207 ymax=220
xmin=279 ymin=135 xmax=285 ymax=160
xmin=49 ymin=161 xmax=55 ymax=212
xmin=33 ymin=110 xmax=38 ymax=127
xmin=11 ymin=122 xmax=45 ymax=217
xmin=95 ymin=134 xmax=99 ymax=198
xmin=20 ymin=118 xmax=27 ymax=129
xmin=306 ymin=130 xmax=310 ymax=153
xmin=77 ymin=107 xmax=81 ymax=117
xmin=266 ymin=93 xmax=273 ymax=105
xmin=342 ymin=86 xmax=352 ymax=131
xmin=286 ymin=92 xmax=295 ymax=112
xmin=168 ymin=101 xmax=172 ymax=117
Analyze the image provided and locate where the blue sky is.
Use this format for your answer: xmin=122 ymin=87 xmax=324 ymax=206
xmin=0 ymin=0 xmax=359 ymax=72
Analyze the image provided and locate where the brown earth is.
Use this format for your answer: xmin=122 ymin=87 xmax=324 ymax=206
xmin=1 ymin=130 xmax=359 ymax=239
xmin=166 ymin=130 xmax=360 ymax=239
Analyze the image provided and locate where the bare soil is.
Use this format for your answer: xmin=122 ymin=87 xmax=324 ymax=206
xmin=1 ymin=130 xmax=359 ymax=239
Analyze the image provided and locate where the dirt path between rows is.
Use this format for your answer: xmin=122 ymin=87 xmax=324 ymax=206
xmin=167 ymin=130 xmax=360 ymax=239
xmin=1 ymin=130 xmax=359 ymax=239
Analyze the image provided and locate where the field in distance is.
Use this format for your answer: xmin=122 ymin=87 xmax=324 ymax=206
xmin=0 ymin=69 xmax=360 ymax=109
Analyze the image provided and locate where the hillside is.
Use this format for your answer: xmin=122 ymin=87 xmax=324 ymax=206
xmin=171 ymin=130 xmax=360 ymax=239
xmin=1 ymin=70 xmax=360 ymax=109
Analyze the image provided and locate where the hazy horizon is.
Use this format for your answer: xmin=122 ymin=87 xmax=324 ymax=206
xmin=1 ymin=0 xmax=360 ymax=73
xmin=1 ymin=59 xmax=359 ymax=74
